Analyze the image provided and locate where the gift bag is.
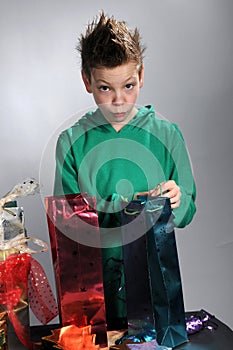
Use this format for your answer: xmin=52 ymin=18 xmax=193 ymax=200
xmin=0 ymin=252 xmax=32 ymax=348
xmin=0 ymin=312 xmax=7 ymax=350
xmin=45 ymin=194 xmax=107 ymax=346
xmin=0 ymin=197 xmax=30 ymax=349
xmin=121 ymin=197 xmax=188 ymax=348
xmin=0 ymin=179 xmax=58 ymax=349
xmin=0 ymin=248 xmax=58 ymax=350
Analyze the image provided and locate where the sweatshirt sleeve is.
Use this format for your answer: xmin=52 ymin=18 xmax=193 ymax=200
xmin=53 ymin=132 xmax=80 ymax=196
xmin=170 ymin=124 xmax=196 ymax=228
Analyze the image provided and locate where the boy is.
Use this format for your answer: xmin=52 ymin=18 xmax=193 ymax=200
xmin=54 ymin=11 xmax=196 ymax=330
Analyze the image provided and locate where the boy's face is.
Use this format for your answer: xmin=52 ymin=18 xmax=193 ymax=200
xmin=82 ymin=61 xmax=144 ymax=131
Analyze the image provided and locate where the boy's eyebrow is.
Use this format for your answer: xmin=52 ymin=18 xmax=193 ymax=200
xmin=95 ymin=75 xmax=138 ymax=85
xmin=95 ymin=79 xmax=110 ymax=84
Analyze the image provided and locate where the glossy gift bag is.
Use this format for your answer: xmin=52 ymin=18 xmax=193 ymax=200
xmin=0 ymin=201 xmax=31 ymax=349
xmin=0 ymin=248 xmax=58 ymax=350
xmin=45 ymin=194 xmax=107 ymax=346
xmin=121 ymin=197 xmax=188 ymax=348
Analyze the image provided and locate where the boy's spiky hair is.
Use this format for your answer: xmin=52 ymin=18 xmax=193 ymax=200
xmin=77 ymin=11 xmax=145 ymax=81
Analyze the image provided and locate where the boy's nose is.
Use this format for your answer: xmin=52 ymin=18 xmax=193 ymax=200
xmin=112 ymin=91 xmax=124 ymax=105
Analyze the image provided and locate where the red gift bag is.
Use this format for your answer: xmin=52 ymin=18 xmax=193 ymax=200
xmin=45 ymin=194 xmax=107 ymax=346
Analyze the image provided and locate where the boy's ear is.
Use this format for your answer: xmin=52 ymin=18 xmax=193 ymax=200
xmin=139 ymin=65 xmax=144 ymax=88
xmin=81 ymin=71 xmax=92 ymax=93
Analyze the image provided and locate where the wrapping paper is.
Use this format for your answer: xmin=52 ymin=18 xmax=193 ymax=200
xmin=0 ymin=178 xmax=40 ymax=257
xmin=42 ymin=327 xmax=127 ymax=350
xmin=45 ymin=194 xmax=107 ymax=346
xmin=121 ymin=197 xmax=187 ymax=349
xmin=0 ymin=205 xmax=25 ymax=261
xmin=110 ymin=339 xmax=171 ymax=349
xmin=0 ymin=178 xmax=39 ymax=240
xmin=42 ymin=327 xmax=172 ymax=350
xmin=185 ymin=309 xmax=218 ymax=335
xmin=0 ymin=205 xmax=24 ymax=241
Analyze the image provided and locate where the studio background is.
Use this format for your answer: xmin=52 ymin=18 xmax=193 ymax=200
xmin=1 ymin=0 xmax=233 ymax=329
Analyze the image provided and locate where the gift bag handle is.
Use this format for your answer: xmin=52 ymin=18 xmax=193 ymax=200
xmin=60 ymin=197 xmax=93 ymax=220
xmin=124 ymin=205 xmax=163 ymax=215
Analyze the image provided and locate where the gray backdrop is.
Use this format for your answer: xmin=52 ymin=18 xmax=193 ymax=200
xmin=1 ymin=0 xmax=233 ymax=329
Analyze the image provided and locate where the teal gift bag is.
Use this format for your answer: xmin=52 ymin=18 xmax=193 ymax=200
xmin=121 ymin=197 xmax=188 ymax=348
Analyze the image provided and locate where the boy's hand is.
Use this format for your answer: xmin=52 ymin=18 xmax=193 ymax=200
xmin=134 ymin=180 xmax=181 ymax=209
xmin=149 ymin=180 xmax=181 ymax=209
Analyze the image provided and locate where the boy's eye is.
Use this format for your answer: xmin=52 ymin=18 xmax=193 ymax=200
xmin=125 ymin=83 xmax=134 ymax=90
xmin=99 ymin=86 xmax=110 ymax=92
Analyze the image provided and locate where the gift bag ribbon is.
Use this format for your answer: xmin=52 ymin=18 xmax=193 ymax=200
xmin=0 ymin=288 xmax=22 ymax=307
xmin=0 ymin=238 xmax=58 ymax=349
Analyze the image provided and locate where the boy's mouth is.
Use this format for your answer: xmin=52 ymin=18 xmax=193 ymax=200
xmin=113 ymin=112 xmax=126 ymax=118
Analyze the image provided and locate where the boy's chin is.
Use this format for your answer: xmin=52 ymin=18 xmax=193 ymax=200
xmin=103 ymin=112 xmax=128 ymax=125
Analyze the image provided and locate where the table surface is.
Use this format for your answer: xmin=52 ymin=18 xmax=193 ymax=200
xmin=8 ymin=310 xmax=233 ymax=350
